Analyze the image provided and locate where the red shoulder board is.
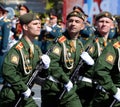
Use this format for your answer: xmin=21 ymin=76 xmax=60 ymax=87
xmin=113 ymin=41 xmax=120 ymax=49
xmin=58 ymin=36 xmax=66 ymax=43
xmin=95 ymin=38 xmax=99 ymax=42
xmin=16 ymin=42 xmax=23 ymax=50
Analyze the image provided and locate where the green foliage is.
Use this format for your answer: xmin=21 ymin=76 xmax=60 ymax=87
xmin=45 ymin=0 xmax=54 ymax=10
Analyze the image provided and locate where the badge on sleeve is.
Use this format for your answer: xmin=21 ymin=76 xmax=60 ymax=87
xmin=52 ymin=46 xmax=61 ymax=56
xmin=11 ymin=54 xmax=19 ymax=65
xmin=105 ymin=53 xmax=115 ymax=65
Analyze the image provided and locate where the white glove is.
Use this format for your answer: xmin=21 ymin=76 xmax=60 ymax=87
xmin=113 ymin=88 xmax=120 ymax=101
xmin=45 ymin=26 xmax=52 ymax=32
xmin=80 ymin=52 xmax=94 ymax=65
xmin=22 ymin=88 xmax=31 ymax=98
xmin=41 ymin=54 xmax=51 ymax=69
xmin=12 ymin=19 xmax=17 ymax=28
xmin=64 ymin=81 xmax=73 ymax=92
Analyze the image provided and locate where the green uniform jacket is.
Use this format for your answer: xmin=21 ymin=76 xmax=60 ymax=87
xmin=42 ymin=31 xmax=85 ymax=103
xmin=94 ymin=36 xmax=120 ymax=95
xmin=0 ymin=37 xmax=42 ymax=105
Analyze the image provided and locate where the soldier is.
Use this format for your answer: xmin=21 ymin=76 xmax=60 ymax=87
xmin=0 ymin=13 xmax=50 ymax=107
xmin=11 ymin=4 xmax=29 ymax=41
xmin=90 ymin=31 xmax=120 ymax=107
xmin=41 ymin=11 xmax=94 ymax=107
xmin=76 ymin=11 xmax=116 ymax=107
xmin=41 ymin=13 xmax=62 ymax=53
xmin=0 ymin=5 xmax=11 ymax=83
xmin=73 ymin=5 xmax=95 ymax=45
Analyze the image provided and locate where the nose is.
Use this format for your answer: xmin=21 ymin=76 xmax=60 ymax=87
xmin=71 ymin=21 xmax=76 ymax=25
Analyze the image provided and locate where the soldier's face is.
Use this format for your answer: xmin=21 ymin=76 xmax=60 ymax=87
xmin=19 ymin=9 xmax=27 ymax=16
xmin=25 ymin=20 xmax=41 ymax=38
xmin=66 ymin=16 xmax=84 ymax=34
xmin=96 ymin=17 xmax=113 ymax=36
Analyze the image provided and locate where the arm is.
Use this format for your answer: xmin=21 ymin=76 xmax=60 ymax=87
xmin=94 ymin=43 xmax=118 ymax=95
xmin=1 ymin=22 xmax=10 ymax=53
xmin=3 ymin=48 xmax=27 ymax=92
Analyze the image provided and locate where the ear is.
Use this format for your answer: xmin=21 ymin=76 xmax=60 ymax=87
xmin=23 ymin=24 xmax=28 ymax=31
xmin=81 ymin=22 xmax=85 ymax=30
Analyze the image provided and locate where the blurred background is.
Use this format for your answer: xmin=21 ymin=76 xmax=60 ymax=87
xmin=0 ymin=0 xmax=120 ymax=24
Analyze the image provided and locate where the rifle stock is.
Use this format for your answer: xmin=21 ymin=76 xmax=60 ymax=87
xmin=15 ymin=38 xmax=58 ymax=107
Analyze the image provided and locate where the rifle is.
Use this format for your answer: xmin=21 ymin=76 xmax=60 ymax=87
xmin=15 ymin=38 xmax=58 ymax=107
xmin=109 ymin=99 xmax=118 ymax=107
xmin=59 ymin=46 xmax=90 ymax=100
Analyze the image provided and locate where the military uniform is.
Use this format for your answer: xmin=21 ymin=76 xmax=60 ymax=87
xmin=91 ymin=36 xmax=120 ymax=107
xmin=79 ymin=23 xmax=95 ymax=45
xmin=76 ymin=11 xmax=116 ymax=107
xmin=0 ymin=37 xmax=42 ymax=107
xmin=41 ymin=24 xmax=63 ymax=53
xmin=41 ymin=31 xmax=84 ymax=107
xmin=0 ymin=12 xmax=47 ymax=107
xmin=0 ymin=17 xmax=10 ymax=83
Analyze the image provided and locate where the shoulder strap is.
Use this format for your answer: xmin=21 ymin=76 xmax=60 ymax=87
xmin=58 ymin=35 xmax=66 ymax=43
xmin=16 ymin=42 xmax=23 ymax=50
xmin=113 ymin=41 xmax=120 ymax=49
xmin=16 ymin=42 xmax=31 ymax=75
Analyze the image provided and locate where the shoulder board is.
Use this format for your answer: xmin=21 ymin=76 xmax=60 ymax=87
xmin=95 ymin=38 xmax=99 ymax=42
xmin=58 ymin=36 xmax=66 ymax=43
xmin=16 ymin=42 xmax=23 ymax=50
xmin=113 ymin=41 xmax=120 ymax=49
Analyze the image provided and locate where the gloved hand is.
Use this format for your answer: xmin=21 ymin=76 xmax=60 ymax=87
xmin=64 ymin=80 xmax=73 ymax=92
xmin=12 ymin=19 xmax=17 ymax=28
xmin=45 ymin=26 xmax=52 ymax=32
xmin=41 ymin=54 xmax=51 ymax=69
xmin=22 ymin=87 xmax=31 ymax=98
xmin=80 ymin=52 xmax=94 ymax=65
xmin=113 ymin=88 xmax=120 ymax=101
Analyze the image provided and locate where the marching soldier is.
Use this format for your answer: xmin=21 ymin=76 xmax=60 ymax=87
xmin=91 ymin=31 xmax=120 ymax=107
xmin=41 ymin=11 xmax=94 ymax=107
xmin=76 ymin=11 xmax=116 ymax=107
xmin=0 ymin=13 xmax=50 ymax=107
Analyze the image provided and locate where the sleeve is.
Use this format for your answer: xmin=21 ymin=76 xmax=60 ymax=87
xmin=1 ymin=22 xmax=10 ymax=52
xmin=49 ymin=27 xmax=62 ymax=38
xmin=2 ymin=48 xmax=27 ymax=92
xmin=93 ymin=44 xmax=118 ymax=95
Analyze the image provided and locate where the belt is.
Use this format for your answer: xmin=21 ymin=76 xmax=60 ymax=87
xmin=47 ymin=76 xmax=59 ymax=83
xmin=79 ymin=76 xmax=92 ymax=83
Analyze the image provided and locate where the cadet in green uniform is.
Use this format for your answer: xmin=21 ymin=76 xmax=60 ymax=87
xmin=90 ymin=35 xmax=120 ymax=107
xmin=41 ymin=11 xmax=93 ymax=107
xmin=76 ymin=11 xmax=116 ymax=107
xmin=0 ymin=13 xmax=50 ymax=107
